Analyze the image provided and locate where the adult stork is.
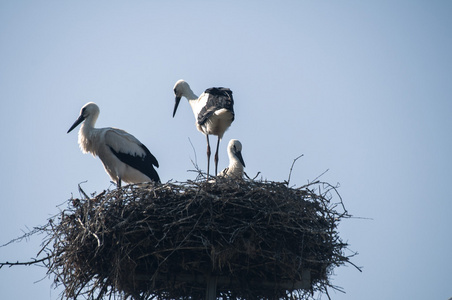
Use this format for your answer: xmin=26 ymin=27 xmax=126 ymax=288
xmin=218 ymin=139 xmax=246 ymax=178
xmin=173 ymin=79 xmax=234 ymax=178
xmin=67 ymin=102 xmax=160 ymax=187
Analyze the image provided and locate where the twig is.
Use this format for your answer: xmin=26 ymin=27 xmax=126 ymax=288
xmin=1 ymin=231 xmax=34 ymax=248
xmin=244 ymin=171 xmax=261 ymax=180
xmin=188 ymin=137 xmax=199 ymax=171
xmin=78 ymin=181 xmax=90 ymax=200
xmin=311 ymin=168 xmax=329 ymax=183
xmin=76 ymin=218 xmax=101 ymax=248
xmin=0 ymin=256 xmax=52 ymax=269
xmin=287 ymin=154 xmax=304 ymax=186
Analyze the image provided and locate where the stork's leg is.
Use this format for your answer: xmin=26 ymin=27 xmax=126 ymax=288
xmin=117 ymin=177 xmax=122 ymax=188
xmin=206 ymin=135 xmax=211 ymax=179
xmin=214 ymin=137 xmax=221 ymax=176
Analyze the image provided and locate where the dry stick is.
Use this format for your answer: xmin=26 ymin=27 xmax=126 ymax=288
xmin=319 ymin=181 xmax=348 ymax=215
xmin=188 ymin=137 xmax=207 ymax=181
xmin=0 ymin=256 xmax=51 ymax=268
xmin=244 ymin=171 xmax=261 ymax=180
xmin=311 ymin=168 xmax=329 ymax=183
xmin=78 ymin=181 xmax=90 ymax=200
xmin=76 ymin=218 xmax=101 ymax=248
xmin=188 ymin=137 xmax=199 ymax=168
xmin=0 ymin=226 xmax=45 ymax=248
xmin=287 ymin=154 xmax=304 ymax=186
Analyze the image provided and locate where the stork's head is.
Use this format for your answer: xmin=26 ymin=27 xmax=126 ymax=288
xmin=67 ymin=102 xmax=100 ymax=133
xmin=228 ymin=139 xmax=245 ymax=167
xmin=172 ymin=79 xmax=191 ymax=117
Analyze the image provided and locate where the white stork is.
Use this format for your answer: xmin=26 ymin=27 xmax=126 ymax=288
xmin=218 ymin=139 xmax=246 ymax=178
xmin=67 ymin=102 xmax=160 ymax=187
xmin=173 ymin=79 xmax=234 ymax=178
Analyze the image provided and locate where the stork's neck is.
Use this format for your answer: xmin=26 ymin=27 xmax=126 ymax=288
xmin=78 ymin=114 xmax=99 ymax=154
xmin=229 ymin=154 xmax=244 ymax=169
xmin=85 ymin=114 xmax=98 ymax=128
xmin=183 ymin=88 xmax=198 ymax=102
xmin=183 ymin=89 xmax=200 ymax=116
xmin=80 ymin=120 xmax=94 ymax=135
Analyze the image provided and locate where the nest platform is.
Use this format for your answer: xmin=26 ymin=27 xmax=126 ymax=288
xmin=45 ymin=178 xmax=351 ymax=299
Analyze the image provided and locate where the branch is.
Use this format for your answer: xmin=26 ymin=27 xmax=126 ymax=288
xmin=0 ymin=255 xmax=52 ymax=269
xmin=287 ymin=154 xmax=304 ymax=186
xmin=188 ymin=137 xmax=199 ymax=170
xmin=311 ymin=168 xmax=329 ymax=183
xmin=78 ymin=181 xmax=90 ymax=200
xmin=244 ymin=171 xmax=261 ymax=180
xmin=1 ymin=225 xmax=49 ymax=248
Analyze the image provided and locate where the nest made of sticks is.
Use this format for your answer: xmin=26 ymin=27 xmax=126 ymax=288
xmin=43 ymin=178 xmax=353 ymax=300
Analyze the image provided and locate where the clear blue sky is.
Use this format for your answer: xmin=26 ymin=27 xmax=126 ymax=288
xmin=1 ymin=1 xmax=451 ymax=299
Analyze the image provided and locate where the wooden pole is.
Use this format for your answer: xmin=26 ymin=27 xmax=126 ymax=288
xmin=205 ymin=275 xmax=217 ymax=300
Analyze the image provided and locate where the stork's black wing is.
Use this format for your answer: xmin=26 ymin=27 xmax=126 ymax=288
xmin=197 ymin=87 xmax=234 ymax=125
xmin=109 ymin=144 xmax=160 ymax=183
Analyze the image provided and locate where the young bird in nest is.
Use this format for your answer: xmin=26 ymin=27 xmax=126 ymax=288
xmin=217 ymin=139 xmax=246 ymax=178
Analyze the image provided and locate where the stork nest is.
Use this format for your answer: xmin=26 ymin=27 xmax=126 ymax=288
xmin=43 ymin=178 xmax=354 ymax=299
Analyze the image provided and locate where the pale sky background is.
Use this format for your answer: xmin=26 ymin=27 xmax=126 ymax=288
xmin=1 ymin=1 xmax=451 ymax=299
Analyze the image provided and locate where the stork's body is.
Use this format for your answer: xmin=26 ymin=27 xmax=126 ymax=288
xmin=173 ymin=80 xmax=234 ymax=178
xmin=67 ymin=102 xmax=160 ymax=187
xmin=218 ymin=139 xmax=246 ymax=178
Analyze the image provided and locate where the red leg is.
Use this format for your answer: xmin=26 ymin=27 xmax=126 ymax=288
xmin=206 ymin=135 xmax=211 ymax=179
xmin=214 ymin=137 xmax=221 ymax=176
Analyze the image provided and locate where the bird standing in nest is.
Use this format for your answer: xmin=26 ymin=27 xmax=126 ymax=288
xmin=67 ymin=102 xmax=160 ymax=187
xmin=173 ymin=79 xmax=234 ymax=178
